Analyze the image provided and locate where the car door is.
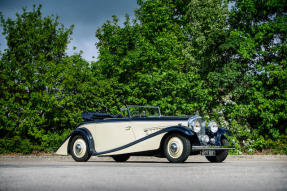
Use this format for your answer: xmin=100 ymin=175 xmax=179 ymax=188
xmin=85 ymin=120 xmax=136 ymax=153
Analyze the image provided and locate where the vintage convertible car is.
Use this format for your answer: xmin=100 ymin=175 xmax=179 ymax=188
xmin=56 ymin=105 xmax=234 ymax=163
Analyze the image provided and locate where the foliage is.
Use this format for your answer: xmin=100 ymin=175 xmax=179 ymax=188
xmin=0 ymin=5 xmax=113 ymax=153
xmin=0 ymin=1 xmax=286 ymax=154
xmin=96 ymin=0 xmax=211 ymax=116
xmin=224 ymin=0 xmax=287 ymax=154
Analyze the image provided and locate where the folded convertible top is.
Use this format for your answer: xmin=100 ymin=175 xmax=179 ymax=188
xmin=82 ymin=111 xmax=122 ymax=121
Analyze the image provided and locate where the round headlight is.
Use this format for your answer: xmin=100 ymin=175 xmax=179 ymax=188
xmin=208 ymin=121 xmax=218 ymax=133
xmin=193 ymin=120 xmax=201 ymax=133
xmin=188 ymin=117 xmax=202 ymax=133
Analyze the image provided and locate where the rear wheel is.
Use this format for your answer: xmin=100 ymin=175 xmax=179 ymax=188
xmin=164 ymin=133 xmax=191 ymax=163
xmin=70 ymin=135 xmax=91 ymax=162
xmin=206 ymin=138 xmax=229 ymax=163
xmin=112 ymin=154 xmax=130 ymax=162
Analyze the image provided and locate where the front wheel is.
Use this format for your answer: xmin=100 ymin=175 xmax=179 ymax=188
xmin=206 ymin=138 xmax=229 ymax=163
xmin=70 ymin=135 xmax=91 ymax=162
xmin=164 ymin=133 xmax=191 ymax=163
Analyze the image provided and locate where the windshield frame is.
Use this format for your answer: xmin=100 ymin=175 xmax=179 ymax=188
xmin=124 ymin=105 xmax=161 ymax=118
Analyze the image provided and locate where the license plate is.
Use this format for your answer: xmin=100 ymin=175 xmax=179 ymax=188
xmin=201 ymin=150 xmax=216 ymax=156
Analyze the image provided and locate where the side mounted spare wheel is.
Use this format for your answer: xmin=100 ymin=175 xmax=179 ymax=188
xmin=70 ymin=135 xmax=92 ymax=162
xmin=163 ymin=133 xmax=191 ymax=163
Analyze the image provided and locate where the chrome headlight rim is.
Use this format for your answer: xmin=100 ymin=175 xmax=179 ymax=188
xmin=188 ymin=116 xmax=202 ymax=133
xmin=208 ymin=121 xmax=218 ymax=133
xmin=193 ymin=120 xmax=201 ymax=133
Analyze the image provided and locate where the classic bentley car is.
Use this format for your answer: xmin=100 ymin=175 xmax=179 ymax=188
xmin=56 ymin=105 xmax=233 ymax=163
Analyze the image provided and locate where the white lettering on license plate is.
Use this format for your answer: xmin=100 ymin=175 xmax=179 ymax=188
xmin=201 ymin=150 xmax=216 ymax=156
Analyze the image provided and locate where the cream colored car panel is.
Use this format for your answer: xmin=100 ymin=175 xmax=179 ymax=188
xmin=82 ymin=121 xmax=136 ymax=153
xmin=56 ymin=119 xmax=188 ymax=156
xmin=131 ymin=120 xmax=187 ymax=140
xmin=101 ymin=133 xmax=166 ymax=156
xmin=56 ymin=137 xmax=70 ymax=155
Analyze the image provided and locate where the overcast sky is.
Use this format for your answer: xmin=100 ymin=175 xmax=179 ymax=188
xmin=0 ymin=0 xmax=139 ymax=61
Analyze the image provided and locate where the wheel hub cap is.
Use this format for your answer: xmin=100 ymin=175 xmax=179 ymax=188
xmin=167 ymin=137 xmax=184 ymax=158
xmin=170 ymin=143 xmax=178 ymax=153
xmin=73 ymin=138 xmax=87 ymax=158
xmin=75 ymin=143 xmax=82 ymax=154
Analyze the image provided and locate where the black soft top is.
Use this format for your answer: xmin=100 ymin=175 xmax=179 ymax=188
xmin=82 ymin=111 xmax=122 ymax=121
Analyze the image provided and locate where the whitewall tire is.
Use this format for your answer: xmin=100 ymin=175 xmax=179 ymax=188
xmin=164 ymin=133 xmax=191 ymax=163
xmin=70 ymin=135 xmax=91 ymax=162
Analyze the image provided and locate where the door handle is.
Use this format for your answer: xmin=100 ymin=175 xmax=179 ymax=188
xmin=125 ymin=126 xmax=131 ymax=130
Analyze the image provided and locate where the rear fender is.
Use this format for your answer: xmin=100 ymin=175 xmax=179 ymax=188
xmin=67 ymin=127 xmax=96 ymax=154
xmin=56 ymin=127 xmax=95 ymax=155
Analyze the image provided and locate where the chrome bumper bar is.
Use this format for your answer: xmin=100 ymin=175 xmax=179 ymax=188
xmin=192 ymin=146 xmax=235 ymax=151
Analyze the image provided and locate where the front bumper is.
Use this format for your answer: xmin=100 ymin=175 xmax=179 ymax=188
xmin=192 ymin=146 xmax=235 ymax=151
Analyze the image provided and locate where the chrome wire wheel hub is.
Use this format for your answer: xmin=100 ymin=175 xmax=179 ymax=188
xmin=170 ymin=143 xmax=178 ymax=153
xmin=167 ymin=137 xmax=184 ymax=158
xmin=73 ymin=138 xmax=87 ymax=158
xmin=75 ymin=144 xmax=82 ymax=153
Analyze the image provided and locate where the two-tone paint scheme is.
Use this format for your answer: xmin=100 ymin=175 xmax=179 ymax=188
xmin=56 ymin=106 xmax=234 ymax=163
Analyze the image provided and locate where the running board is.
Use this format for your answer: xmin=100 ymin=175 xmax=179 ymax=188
xmin=192 ymin=146 xmax=235 ymax=151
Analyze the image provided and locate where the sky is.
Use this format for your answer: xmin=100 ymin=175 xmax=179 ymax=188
xmin=0 ymin=0 xmax=139 ymax=61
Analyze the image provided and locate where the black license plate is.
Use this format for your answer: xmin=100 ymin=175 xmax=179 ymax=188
xmin=201 ymin=150 xmax=216 ymax=156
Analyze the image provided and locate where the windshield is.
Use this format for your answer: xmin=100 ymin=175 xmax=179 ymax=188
xmin=124 ymin=105 xmax=161 ymax=118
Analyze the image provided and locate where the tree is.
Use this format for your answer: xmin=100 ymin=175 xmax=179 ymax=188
xmin=183 ymin=0 xmax=235 ymax=117
xmin=227 ymin=0 xmax=286 ymax=140
xmin=1 ymin=0 xmax=286 ymax=154
xmin=0 ymin=5 xmax=91 ymax=153
xmin=96 ymin=0 xmax=211 ymax=115
xmin=96 ymin=0 xmax=287 ymax=153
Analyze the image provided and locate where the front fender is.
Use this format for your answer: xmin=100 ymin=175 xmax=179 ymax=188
xmin=216 ymin=127 xmax=231 ymax=145
xmin=159 ymin=126 xmax=195 ymax=150
xmin=161 ymin=126 xmax=194 ymax=137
